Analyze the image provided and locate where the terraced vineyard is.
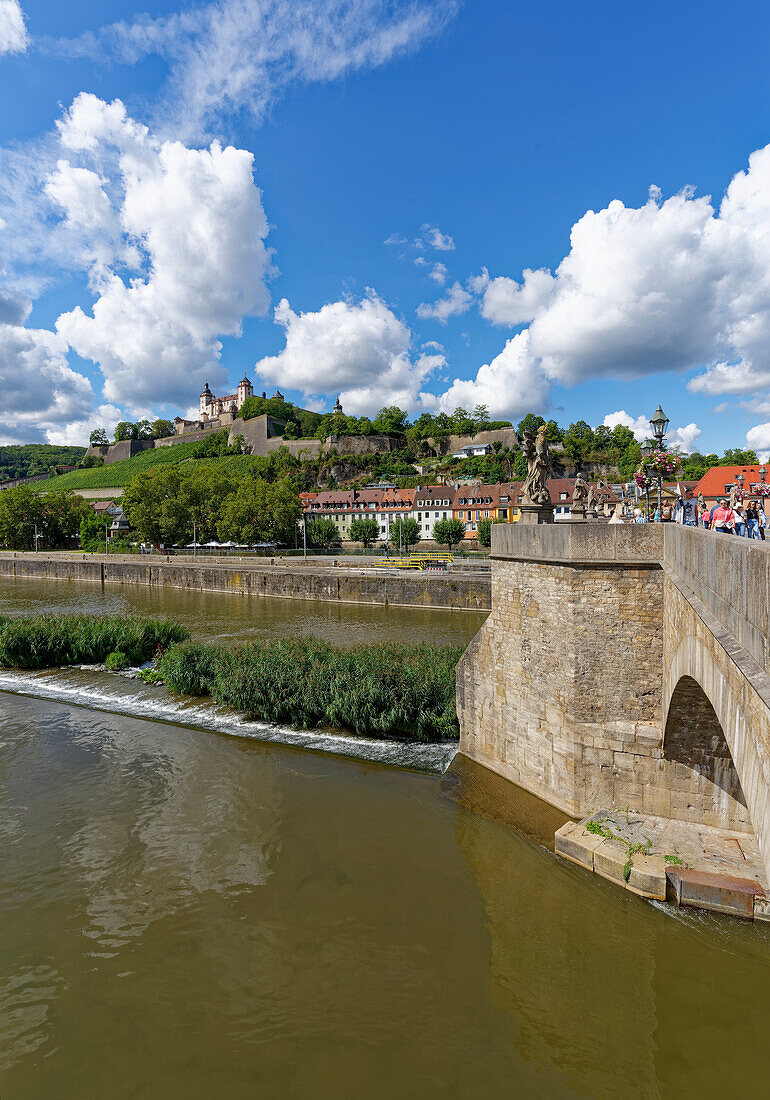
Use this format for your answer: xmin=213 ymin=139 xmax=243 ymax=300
xmin=36 ymin=442 xmax=250 ymax=492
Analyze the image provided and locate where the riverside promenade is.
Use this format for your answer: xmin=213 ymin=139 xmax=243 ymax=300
xmin=0 ymin=552 xmax=491 ymax=612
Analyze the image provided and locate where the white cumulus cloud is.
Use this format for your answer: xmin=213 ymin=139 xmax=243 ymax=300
xmin=434 ymin=150 xmax=770 ymax=424
xmin=0 ymin=0 xmax=28 ymax=56
xmin=256 ymin=292 xmax=442 ymax=415
xmin=416 ymin=281 xmax=473 ymax=323
xmin=50 ymin=93 xmax=272 ymax=410
xmin=602 ymin=410 xmax=701 ymax=453
xmin=425 ymin=331 xmax=550 ymax=418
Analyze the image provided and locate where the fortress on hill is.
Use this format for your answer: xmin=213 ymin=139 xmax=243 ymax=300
xmin=85 ymin=373 xmax=520 ymax=467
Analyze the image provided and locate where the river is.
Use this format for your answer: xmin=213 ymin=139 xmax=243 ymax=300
xmin=1 ymin=577 xmax=770 ymax=1097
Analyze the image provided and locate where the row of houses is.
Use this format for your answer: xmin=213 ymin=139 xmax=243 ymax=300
xmin=301 ymin=478 xmax=633 ymax=543
xmin=302 ymin=464 xmax=767 ymax=544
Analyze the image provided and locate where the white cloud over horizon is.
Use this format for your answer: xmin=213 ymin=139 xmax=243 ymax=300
xmin=255 ymin=292 xmax=444 ymax=416
xmin=50 ymin=93 xmax=272 ymax=409
xmin=602 ymin=410 xmax=702 ymax=454
xmin=0 ymin=0 xmax=28 ymax=56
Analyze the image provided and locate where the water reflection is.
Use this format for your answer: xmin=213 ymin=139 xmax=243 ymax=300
xmin=3 ymin=690 xmax=770 ymax=1097
xmin=0 ymin=575 xmax=487 ymax=649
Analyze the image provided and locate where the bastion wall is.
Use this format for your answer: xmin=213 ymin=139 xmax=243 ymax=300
xmin=456 ymin=524 xmax=770 ymax=848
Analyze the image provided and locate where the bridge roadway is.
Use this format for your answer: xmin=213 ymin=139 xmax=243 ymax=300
xmin=456 ymin=523 xmax=770 ymax=883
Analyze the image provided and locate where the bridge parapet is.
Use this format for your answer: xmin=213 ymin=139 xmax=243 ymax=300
xmin=457 ymin=523 xmax=770 ymax=881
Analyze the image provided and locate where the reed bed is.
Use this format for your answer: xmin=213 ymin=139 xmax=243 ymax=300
xmin=0 ymin=614 xmax=188 ymax=669
xmin=157 ymin=639 xmax=464 ymax=742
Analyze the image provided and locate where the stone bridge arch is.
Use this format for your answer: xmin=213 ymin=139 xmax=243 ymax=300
xmin=663 ymin=626 xmax=764 ymax=840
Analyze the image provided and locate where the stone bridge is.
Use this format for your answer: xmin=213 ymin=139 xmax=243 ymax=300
xmin=456 ymin=524 xmax=770 ymax=881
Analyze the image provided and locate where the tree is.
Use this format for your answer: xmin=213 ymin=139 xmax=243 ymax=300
xmin=472 ymin=404 xmax=491 ymax=431
xmin=151 ymin=419 xmax=174 ymax=439
xmin=388 ymin=517 xmax=420 ymax=551
xmin=217 ymin=479 xmax=301 ymax=545
xmin=306 ymin=517 xmax=339 ymax=548
xmin=114 ymin=421 xmax=138 ymax=442
xmin=432 ymin=517 xmax=465 ymax=550
xmin=563 ymin=420 xmax=595 ymax=465
xmin=80 ymin=509 xmax=108 ymax=552
xmin=349 ymin=516 xmax=380 ymax=548
xmin=136 ymin=419 xmax=154 ymax=439
xmin=372 ymin=406 xmax=408 ymax=435
xmin=0 ymin=486 xmax=89 ymax=550
xmin=720 ymin=448 xmax=759 ymax=466
xmin=89 ymin=428 xmax=109 ymax=446
xmin=476 ymin=518 xmax=493 ymax=547
xmin=517 ymin=413 xmax=546 ymax=437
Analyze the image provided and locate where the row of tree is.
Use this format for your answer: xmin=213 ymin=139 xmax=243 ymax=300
xmin=90 ymin=420 xmax=175 ymax=445
xmin=120 ymin=464 xmax=301 ymax=546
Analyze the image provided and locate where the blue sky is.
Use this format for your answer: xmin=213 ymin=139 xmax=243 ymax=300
xmin=2 ymin=0 xmax=770 ymax=455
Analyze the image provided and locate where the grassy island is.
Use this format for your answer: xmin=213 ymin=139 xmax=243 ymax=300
xmin=154 ymin=639 xmax=464 ymax=743
xmin=0 ymin=613 xmax=462 ymax=743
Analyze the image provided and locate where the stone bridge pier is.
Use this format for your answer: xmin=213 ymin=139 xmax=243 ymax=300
xmin=456 ymin=524 xmax=770 ymax=882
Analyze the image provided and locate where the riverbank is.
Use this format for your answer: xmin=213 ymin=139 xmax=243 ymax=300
xmin=0 ymin=552 xmax=491 ymax=610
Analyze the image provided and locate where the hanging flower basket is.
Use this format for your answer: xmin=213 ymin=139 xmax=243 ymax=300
xmin=642 ymin=449 xmax=680 ymax=477
xmin=751 ymin=483 xmax=770 ymax=497
xmin=634 ymin=470 xmax=652 ymax=490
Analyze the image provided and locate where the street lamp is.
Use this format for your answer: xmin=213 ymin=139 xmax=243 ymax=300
xmin=761 ymin=465 xmax=767 ymax=485
xmin=649 ymin=405 xmax=669 ymax=522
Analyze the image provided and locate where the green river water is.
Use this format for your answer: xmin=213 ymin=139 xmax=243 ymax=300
xmin=1 ymin=577 xmax=769 ymax=1097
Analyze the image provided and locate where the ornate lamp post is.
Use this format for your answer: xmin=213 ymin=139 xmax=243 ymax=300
xmin=649 ymin=405 xmax=670 ymax=522
xmin=761 ymin=465 xmax=767 ymax=485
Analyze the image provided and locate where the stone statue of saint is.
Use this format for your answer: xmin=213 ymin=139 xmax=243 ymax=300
xmin=596 ymin=476 xmax=611 ymax=494
xmin=729 ymin=483 xmax=738 ymax=509
xmin=697 ymin=491 xmax=706 ymax=512
xmin=520 ymin=426 xmax=553 ymax=507
xmin=586 ymin=485 xmax=597 ymax=512
xmin=572 ymin=471 xmax=588 ymax=508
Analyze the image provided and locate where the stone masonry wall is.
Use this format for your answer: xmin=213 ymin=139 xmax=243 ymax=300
xmin=457 ymin=523 xmax=767 ymax=844
xmin=457 ymin=558 xmax=664 ymax=818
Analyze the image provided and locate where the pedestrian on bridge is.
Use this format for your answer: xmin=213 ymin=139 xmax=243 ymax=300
xmin=711 ymin=499 xmax=736 ymax=534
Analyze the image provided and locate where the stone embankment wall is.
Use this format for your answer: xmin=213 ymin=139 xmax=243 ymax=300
xmin=0 ymin=553 xmax=490 ymax=611
xmin=457 ymin=525 xmax=770 ymax=872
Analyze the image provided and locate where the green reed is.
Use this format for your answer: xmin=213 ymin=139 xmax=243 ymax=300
xmin=0 ymin=614 xmax=188 ymax=669
xmin=157 ymin=638 xmax=464 ymax=742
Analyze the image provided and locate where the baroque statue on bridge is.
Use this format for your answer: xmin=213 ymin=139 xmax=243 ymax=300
xmin=520 ymin=426 xmax=553 ymax=506
xmin=572 ymin=471 xmax=588 ymax=508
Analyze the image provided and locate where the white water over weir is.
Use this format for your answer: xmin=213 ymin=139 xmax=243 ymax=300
xmin=0 ymin=665 xmax=457 ymax=774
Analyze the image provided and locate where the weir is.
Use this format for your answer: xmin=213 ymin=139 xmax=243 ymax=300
xmin=456 ymin=523 xmax=770 ymax=894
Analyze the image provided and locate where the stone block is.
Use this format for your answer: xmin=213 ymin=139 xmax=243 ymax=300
xmin=554 ymin=820 xmax=604 ymax=870
xmin=593 ymin=838 xmax=629 ymax=886
xmin=625 ymin=854 xmax=667 ymax=900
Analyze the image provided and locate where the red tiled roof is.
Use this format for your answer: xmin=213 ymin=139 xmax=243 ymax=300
xmin=696 ymin=466 xmax=769 ymax=498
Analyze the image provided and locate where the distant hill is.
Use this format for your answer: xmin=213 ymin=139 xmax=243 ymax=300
xmin=0 ymin=444 xmax=86 ymax=483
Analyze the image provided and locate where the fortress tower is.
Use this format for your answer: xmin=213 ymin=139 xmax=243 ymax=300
xmin=237 ymin=375 xmax=253 ymax=408
xmin=200 ymin=381 xmax=213 ymax=419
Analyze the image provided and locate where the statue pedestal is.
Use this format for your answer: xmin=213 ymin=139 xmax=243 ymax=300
xmin=518 ymin=504 xmax=555 ymax=525
xmin=569 ymin=506 xmax=586 ymax=521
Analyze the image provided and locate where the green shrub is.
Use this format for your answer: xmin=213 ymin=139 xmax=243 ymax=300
xmin=156 ymin=638 xmax=463 ymax=742
xmin=0 ymin=614 xmax=188 ymax=669
xmin=105 ymin=650 xmax=129 ymax=671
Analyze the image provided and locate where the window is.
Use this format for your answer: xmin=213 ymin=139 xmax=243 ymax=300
xmin=443 ymin=512 xmax=447 ymax=519
xmin=500 ymin=495 xmax=509 ymax=503
xmin=472 ymin=522 xmax=477 ymax=530
xmin=475 ymin=510 xmax=481 ymax=520
xmin=465 ymin=522 xmax=471 ymax=530
xmin=484 ymin=510 xmax=489 ymax=518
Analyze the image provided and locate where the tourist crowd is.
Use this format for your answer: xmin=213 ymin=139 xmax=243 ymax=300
xmin=624 ymin=491 xmax=768 ymax=538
